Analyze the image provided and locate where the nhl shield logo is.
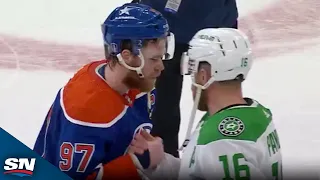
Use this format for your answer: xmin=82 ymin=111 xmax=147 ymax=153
xmin=218 ymin=117 xmax=245 ymax=137
xmin=150 ymin=93 xmax=155 ymax=105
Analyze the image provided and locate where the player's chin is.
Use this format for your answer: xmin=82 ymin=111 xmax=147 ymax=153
xmin=198 ymin=103 xmax=208 ymax=112
xmin=144 ymin=79 xmax=156 ymax=92
xmin=138 ymin=79 xmax=156 ymax=92
xmin=197 ymin=94 xmax=208 ymax=111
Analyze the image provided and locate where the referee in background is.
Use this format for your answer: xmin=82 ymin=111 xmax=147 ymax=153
xmin=132 ymin=0 xmax=239 ymax=157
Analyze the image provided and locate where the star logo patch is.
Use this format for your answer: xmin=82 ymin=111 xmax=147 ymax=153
xmin=218 ymin=117 xmax=245 ymax=137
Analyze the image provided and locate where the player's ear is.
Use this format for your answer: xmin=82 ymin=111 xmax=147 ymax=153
xmin=198 ymin=67 xmax=210 ymax=86
xmin=120 ymin=49 xmax=134 ymax=65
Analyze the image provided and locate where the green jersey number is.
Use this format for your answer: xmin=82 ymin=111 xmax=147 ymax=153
xmin=219 ymin=153 xmax=250 ymax=180
xmin=219 ymin=154 xmax=283 ymax=180
xmin=272 ymin=161 xmax=283 ymax=180
xmin=241 ymin=58 xmax=248 ymax=67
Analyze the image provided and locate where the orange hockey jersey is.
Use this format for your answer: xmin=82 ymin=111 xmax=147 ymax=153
xmin=33 ymin=60 xmax=156 ymax=179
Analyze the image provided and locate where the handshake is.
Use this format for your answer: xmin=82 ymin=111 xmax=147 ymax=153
xmin=128 ymin=129 xmax=165 ymax=170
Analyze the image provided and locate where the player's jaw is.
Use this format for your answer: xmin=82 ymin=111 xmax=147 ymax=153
xmin=198 ymin=90 xmax=209 ymax=111
xmin=121 ymin=54 xmax=163 ymax=92
xmin=134 ymin=58 xmax=164 ymax=92
xmin=123 ymin=71 xmax=157 ymax=92
xmin=191 ymin=84 xmax=209 ymax=112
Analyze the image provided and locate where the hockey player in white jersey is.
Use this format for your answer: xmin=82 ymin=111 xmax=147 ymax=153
xmin=129 ymin=28 xmax=282 ymax=180
xmin=176 ymin=27 xmax=283 ymax=180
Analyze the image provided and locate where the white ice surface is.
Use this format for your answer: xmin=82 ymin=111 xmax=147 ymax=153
xmin=0 ymin=0 xmax=319 ymax=178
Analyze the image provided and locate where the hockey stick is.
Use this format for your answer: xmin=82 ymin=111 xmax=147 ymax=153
xmin=179 ymin=86 xmax=202 ymax=150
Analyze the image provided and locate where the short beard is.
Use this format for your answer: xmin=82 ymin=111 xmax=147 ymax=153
xmin=197 ymin=89 xmax=208 ymax=112
xmin=123 ymin=70 xmax=156 ymax=92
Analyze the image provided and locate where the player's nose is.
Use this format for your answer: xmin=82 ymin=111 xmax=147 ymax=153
xmin=156 ymin=60 xmax=165 ymax=72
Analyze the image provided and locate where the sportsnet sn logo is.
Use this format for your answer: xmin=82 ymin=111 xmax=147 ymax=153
xmin=3 ymin=158 xmax=36 ymax=177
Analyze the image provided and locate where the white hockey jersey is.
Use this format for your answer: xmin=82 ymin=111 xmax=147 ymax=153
xmin=147 ymin=98 xmax=282 ymax=180
xmin=178 ymin=98 xmax=282 ymax=180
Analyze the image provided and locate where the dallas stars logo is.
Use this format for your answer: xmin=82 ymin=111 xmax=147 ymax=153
xmin=218 ymin=117 xmax=245 ymax=137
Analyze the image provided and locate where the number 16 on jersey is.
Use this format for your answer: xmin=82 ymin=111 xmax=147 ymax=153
xmin=219 ymin=153 xmax=283 ymax=180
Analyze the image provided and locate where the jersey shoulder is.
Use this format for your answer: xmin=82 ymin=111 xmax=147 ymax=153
xmin=61 ymin=60 xmax=127 ymax=127
xmin=198 ymin=99 xmax=273 ymax=145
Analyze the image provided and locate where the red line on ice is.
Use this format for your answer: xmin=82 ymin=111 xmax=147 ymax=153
xmin=0 ymin=0 xmax=319 ymax=71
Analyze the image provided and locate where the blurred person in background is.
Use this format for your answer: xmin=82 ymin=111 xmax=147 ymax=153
xmin=132 ymin=0 xmax=239 ymax=157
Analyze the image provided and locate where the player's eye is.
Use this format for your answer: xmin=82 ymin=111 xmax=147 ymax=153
xmin=151 ymin=57 xmax=162 ymax=61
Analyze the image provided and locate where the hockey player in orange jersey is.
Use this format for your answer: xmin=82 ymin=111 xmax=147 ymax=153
xmin=33 ymin=3 xmax=175 ymax=179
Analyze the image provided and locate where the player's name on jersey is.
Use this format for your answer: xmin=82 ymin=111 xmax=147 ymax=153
xmin=267 ymin=129 xmax=280 ymax=157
